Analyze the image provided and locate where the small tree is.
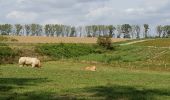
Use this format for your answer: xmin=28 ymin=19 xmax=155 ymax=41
xmin=97 ymin=36 xmax=113 ymax=50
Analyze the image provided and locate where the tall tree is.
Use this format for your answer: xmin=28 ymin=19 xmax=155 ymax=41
xmin=162 ymin=25 xmax=170 ymax=37
xmin=55 ymin=24 xmax=62 ymax=37
xmin=92 ymin=25 xmax=98 ymax=37
xmin=15 ymin=24 xmax=23 ymax=36
xmin=77 ymin=26 xmax=83 ymax=37
xmin=0 ymin=24 xmax=12 ymax=35
xmin=131 ymin=25 xmax=136 ymax=39
xmin=116 ymin=25 xmax=122 ymax=38
xmin=108 ymin=25 xmax=116 ymax=38
xmin=144 ymin=24 xmax=149 ymax=38
xmin=30 ymin=24 xmax=42 ymax=36
xmin=50 ymin=24 xmax=56 ymax=37
xmin=70 ymin=26 xmax=76 ymax=37
xmin=85 ymin=26 xmax=92 ymax=37
xmin=135 ymin=25 xmax=141 ymax=39
xmin=156 ymin=25 xmax=163 ymax=38
xmin=65 ymin=26 xmax=71 ymax=37
xmin=25 ymin=24 xmax=31 ymax=36
xmin=121 ymin=24 xmax=132 ymax=38
xmin=44 ymin=24 xmax=50 ymax=36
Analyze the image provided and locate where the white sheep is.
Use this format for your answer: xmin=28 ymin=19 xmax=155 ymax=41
xmin=19 ymin=57 xmax=41 ymax=68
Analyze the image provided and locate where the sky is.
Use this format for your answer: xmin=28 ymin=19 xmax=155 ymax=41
xmin=0 ymin=0 xmax=170 ymax=25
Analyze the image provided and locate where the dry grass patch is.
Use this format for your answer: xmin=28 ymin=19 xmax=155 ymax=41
xmin=7 ymin=36 xmax=128 ymax=43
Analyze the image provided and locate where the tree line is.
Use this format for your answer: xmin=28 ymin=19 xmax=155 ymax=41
xmin=0 ymin=24 xmax=170 ymax=38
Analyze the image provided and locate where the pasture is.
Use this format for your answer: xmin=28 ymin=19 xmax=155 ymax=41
xmin=0 ymin=37 xmax=170 ymax=100
xmin=0 ymin=61 xmax=170 ymax=100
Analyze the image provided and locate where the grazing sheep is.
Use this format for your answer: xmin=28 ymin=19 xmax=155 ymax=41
xmin=85 ymin=66 xmax=96 ymax=71
xmin=19 ymin=57 xmax=41 ymax=68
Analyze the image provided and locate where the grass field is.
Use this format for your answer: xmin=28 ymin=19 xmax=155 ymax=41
xmin=0 ymin=37 xmax=170 ymax=100
xmin=133 ymin=38 xmax=170 ymax=47
xmin=0 ymin=61 xmax=170 ymax=100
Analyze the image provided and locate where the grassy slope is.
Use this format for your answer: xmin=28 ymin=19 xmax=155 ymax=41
xmin=0 ymin=61 xmax=170 ymax=100
xmin=1 ymin=38 xmax=170 ymax=71
xmin=133 ymin=38 xmax=170 ymax=47
xmin=0 ymin=38 xmax=170 ymax=100
xmin=77 ymin=45 xmax=170 ymax=71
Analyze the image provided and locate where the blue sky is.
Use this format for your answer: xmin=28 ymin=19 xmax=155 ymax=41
xmin=0 ymin=0 xmax=170 ymax=25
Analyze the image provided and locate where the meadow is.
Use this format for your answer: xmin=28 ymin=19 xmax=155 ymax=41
xmin=0 ymin=61 xmax=170 ymax=100
xmin=0 ymin=36 xmax=170 ymax=100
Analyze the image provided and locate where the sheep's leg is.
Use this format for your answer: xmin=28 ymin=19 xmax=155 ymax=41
xmin=32 ymin=64 xmax=35 ymax=68
xmin=19 ymin=64 xmax=24 ymax=67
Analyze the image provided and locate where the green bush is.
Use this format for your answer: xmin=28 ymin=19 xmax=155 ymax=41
xmin=36 ymin=43 xmax=96 ymax=59
xmin=11 ymin=38 xmax=18 ymax=42
xmin=0 ymin=47 xmax=19 ymax=64
xmin=97 ymin=36 xmax=114 ymax=50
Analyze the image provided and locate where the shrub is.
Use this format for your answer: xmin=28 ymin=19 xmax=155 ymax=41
xmin=0 ymin=47 xmax=19 ymax=64
xmin=11 ymin=38 xmax=18 ymax=42
xmin=97 ymin=36 xmax=113 ymax=50
xmin=35 ymin=43 xmax=96 ymax=59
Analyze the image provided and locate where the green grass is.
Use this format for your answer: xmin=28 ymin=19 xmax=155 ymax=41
xmin=35 ymin=43 xmax=99 ymax=59
xmin=0 ymin=61 xmax=170 ymax=100
xmin=76 ymin=45 xmax=170 ymax=71
xmin=133 ymin=38 xmax=170 ymax=47
xmin=0 ymin=38 xmax=170 ymax=100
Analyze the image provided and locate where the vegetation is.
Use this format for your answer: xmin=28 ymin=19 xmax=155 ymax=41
xmin=36 ymin=43 xmax=101 ymax=59
xmin=97 ymin=36 xmax=113 ymax=50
xmin=0 ymin=35 xmax=18 ymax=42
xmin=144 ymin=24 xmax=149 ymax=38
xmin=0 ymin=23 xmax=170 ymax=39
xmin=0 ymin=24 xmax=12 ymax=35
xmin=0 ymin=46 xmax=19 ymax=64
xmin=1 ymin=23 xmax=170 ymax=39
xmin=133 ymin=38 xmax=170 ymax=47
xmin=0 ymin=37 xmax=170 ymax=100
xmin=156 ymin=25 xmax=170 ymax=38
xmin=121 ymin=24 xmax=132 ymax=38
xmin=0 ymin=61 xmax=169 ymax=100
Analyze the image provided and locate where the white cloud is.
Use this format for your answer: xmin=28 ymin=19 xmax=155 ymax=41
xmin=6 ymin=11 xmax=38 ymax=23
xmin=86 ymin=7 xmax=114 ymax=18
xmin=165 ymin=18 xmax=170 ymax=23
xmin=125 ymin=8 xmax=144 ymax=14
xmin=16 ymin=0 xmax=26 ymax=3
xmin=42 ymin=19 xmax=63 ymax=25
xmin=124 ymin=6 xmax=158 ymax=16
xmin=0 ymin=0 xmax=170 ymax=25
